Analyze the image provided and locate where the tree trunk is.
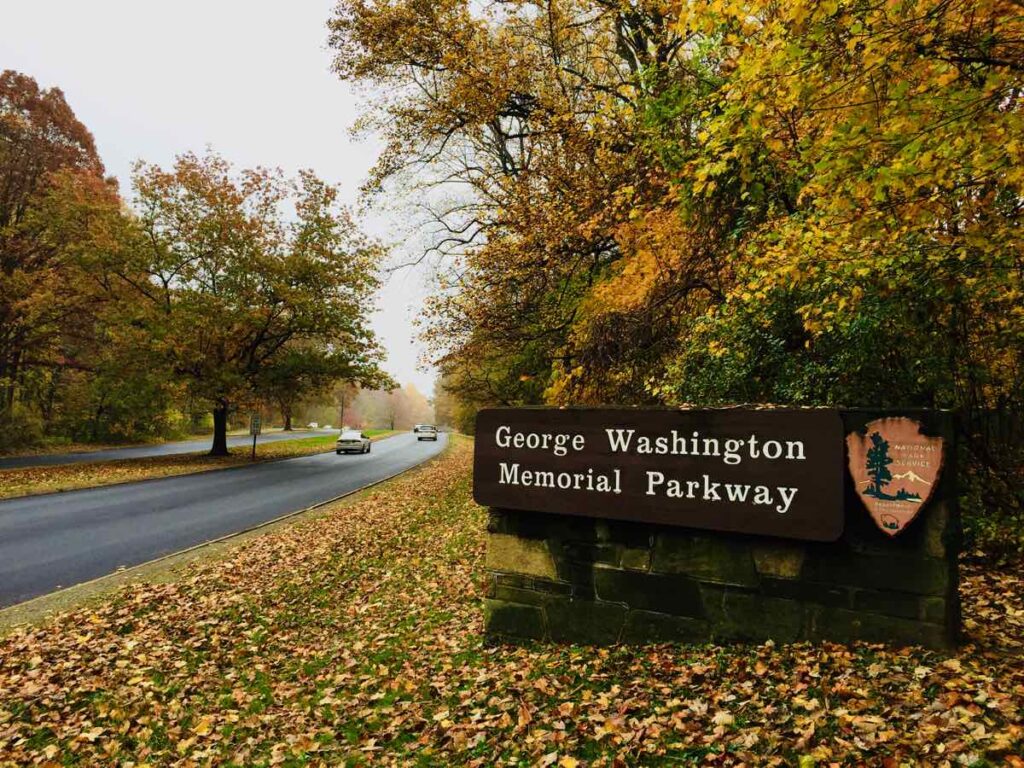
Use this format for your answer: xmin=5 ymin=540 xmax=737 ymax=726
xmin=210 ymin=402 xmax=230 ymax=456
xmin=90 ymin=399 xmax=106 ymax=443
xmin=282 ymin=401 xmax=293 ymax=431
xmin=3 ymin=350 xmax=20 ymax=413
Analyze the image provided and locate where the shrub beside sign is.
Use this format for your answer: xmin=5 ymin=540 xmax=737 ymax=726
xmin=474 ymin=408 xmax=845 ymax=542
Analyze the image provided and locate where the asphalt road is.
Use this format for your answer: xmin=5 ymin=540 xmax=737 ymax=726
xmin=0 ymin=432 xmax=447 ymax=607
xmin=0 ymin=429 xmax=334 ymax=470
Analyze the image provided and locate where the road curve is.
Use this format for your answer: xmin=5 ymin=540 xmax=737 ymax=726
xmin=0 ymin=432 xmax=447 ymax=607
xmin=0 ymin=429 xmax=335 ymax=470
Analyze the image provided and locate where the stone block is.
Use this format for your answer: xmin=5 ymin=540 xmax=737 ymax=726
xmin=491 ymin=582 xmax=551 ymax=606
xmin=492 ymin=572 xmax=530 ymax=591
xmin=752 ymin=543 xmax=806 ymax=579
xmin=802 ymin=549 xmax=949 ymax=596
xmin=761 ymin=577 xmax=851 ymax=608
xmin=556 ymin=540 xmax=620 ymax=566
xmin=551 ymin=559 xmax=598 ymax=600
xmin=490 ymin=573 xmax=573 ymax=602
xmin=529 ymin=576 xmax=573 ymax=597
xmin=622 ymin=610 xmax=711 ymax=643
xmin=484 ymin=599 xmax=546 ymax=640
xmin=486 ymin=533 xmax=558 ymax=580
xmin=852 ymin=588 xmax=922 ymax=620
xmin=603 ymin=519 xmax=659 ymax=549
xmin=922 ymin=501 xmax=952 ymax=559
xmin=921 ymin=596 xmax=948 ymax=624
xmin=807 ymin=606 xmax=953 ymax=649
xmin=711 ymin=589 xmax=804 ymax=643
xmin=593 ymin=567 xmax=706 ymax=617
xmin=620 ymin=547 xmax=651 ymax=572
xmin=545 ymin=599 xmax=626 ymax=645
xmin=651 ymin=533 xmax=759 ymax=587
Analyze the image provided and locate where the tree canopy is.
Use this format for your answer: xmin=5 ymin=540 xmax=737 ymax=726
xmin=330 ymin=0 xmax=1024 ymax=540
xmin=123 ymin=152 xmax=387 ymax=454
xmin=0 ymin=72 xmax=388 ymax=454
xmin=0 ymin=70 xmax=122 ymax=441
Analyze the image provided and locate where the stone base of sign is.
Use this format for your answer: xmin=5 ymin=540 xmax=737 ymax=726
xmin=483 ymin=411 xmax=960 ymax=649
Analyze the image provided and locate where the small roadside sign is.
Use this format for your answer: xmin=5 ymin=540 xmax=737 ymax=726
xmin=249 ymin=413 xmax=262 ymax=460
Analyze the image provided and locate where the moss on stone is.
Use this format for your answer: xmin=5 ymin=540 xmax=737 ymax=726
xmin=620 ymin=547 xmax=652 ymax=572
xmin=752 ymin=543 xmax=806 ymax=579
xmin=486 ymin=533 xmax=557 ymax=580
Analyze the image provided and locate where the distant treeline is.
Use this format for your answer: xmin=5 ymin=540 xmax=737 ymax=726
xmin=291 ymin=382 xmax=435 ymax=432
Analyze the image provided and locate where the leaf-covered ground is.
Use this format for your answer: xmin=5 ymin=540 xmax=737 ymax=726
xmin=0 ymin=437 xmax=1021 ymax=767
xmin=0 ymin=431 xmax=395 ymax=501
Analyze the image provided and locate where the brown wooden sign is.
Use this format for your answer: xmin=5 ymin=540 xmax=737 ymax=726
xmin=846 ymin=417 xmax=944 ymax=537
xmin=473 ymin=408 xmax=846 ymax=541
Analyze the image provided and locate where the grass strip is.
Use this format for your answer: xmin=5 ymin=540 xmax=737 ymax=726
xmin=0 ymin=430 xmax=397 ymax=501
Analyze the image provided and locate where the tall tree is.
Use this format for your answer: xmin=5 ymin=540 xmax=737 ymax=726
xmin=329 ymin=0 xmax=686 ymax=410
xmin=332 ymin=381 xmax=361 ymax=430
xmin=0 ymin=70 xmax=116 ymax=434
xmin=126 ymin=152 xmax=386 ymax=455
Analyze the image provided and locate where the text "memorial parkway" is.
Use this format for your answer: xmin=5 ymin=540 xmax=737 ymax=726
xmin=493 ymin=425 xmax=807 ymax=515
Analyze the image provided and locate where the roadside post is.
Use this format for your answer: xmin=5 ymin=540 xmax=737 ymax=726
xmin=249 ymin=413 xmax=262 ymax=461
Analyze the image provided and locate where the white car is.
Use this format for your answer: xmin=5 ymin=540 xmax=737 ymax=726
xmin=336 ymin=429 xmax=371 ymax=454
xmin=415 ymin=425 xmax=439 ymax=441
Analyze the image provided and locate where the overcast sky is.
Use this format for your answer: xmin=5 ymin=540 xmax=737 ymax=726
xmin=1 ymin=0 xmax=437 ymax=395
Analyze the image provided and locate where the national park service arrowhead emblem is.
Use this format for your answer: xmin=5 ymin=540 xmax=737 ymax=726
xmin=846 ymin=417 xmax=944 ymax=537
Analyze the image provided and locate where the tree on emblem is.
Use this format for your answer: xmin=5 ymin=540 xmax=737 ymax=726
xmin=865 ymin=432 xmax=893 ymax=497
